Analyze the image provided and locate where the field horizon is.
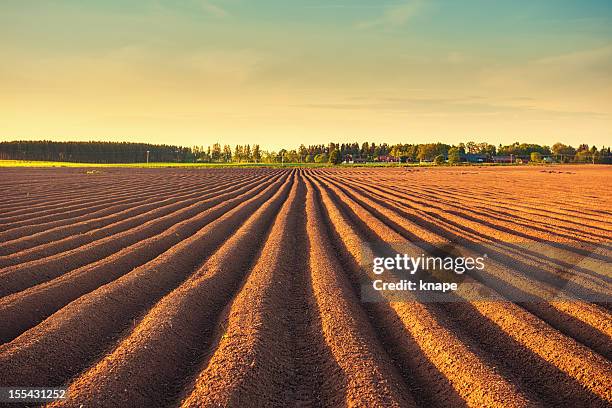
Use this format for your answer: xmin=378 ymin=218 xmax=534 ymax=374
xmin=1 ymin=159 xmax=608 ymax=169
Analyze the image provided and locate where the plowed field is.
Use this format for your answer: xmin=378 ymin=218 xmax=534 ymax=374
xmin=0 ymin=165 xmax=610 ymax=407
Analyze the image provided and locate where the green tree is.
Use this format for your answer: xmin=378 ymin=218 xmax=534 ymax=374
xmin=223 ymin=145 xmax=232 ymax=162
xmin=252 ymin=144 xmax=261 ymax=163
xmin=233 ymin=145 xmax=243 ymax=162
xmin=285 ymin=150 xmax=298 ymax=163
xmin=211 ymin=143 xmax=222 ymax=162
xmin=314 ymin=153 xmax=328 ymax=163
xmin=551 ymin=143 xmax=575 ymax=162
xmin=530 ymin=152 xmax=542 ymax=162
xmin=361 ymin=142 xmax=370 ymax=160
xmin=244 ymin=144 xmax=252 ymax=162
xmin=447 ymin=147 xmax=461 ymax=165
xmin=434 ymin=154 xmax=445 ymax=165
xmin=466 ymin=141 xmax=477 ymax=154
xmin=418 ymin=143 xmax=449 ymax=161
xmin=298 ymin=144 xmax=307 ymax=162
xmin=329 ymin=149 xmax=341 ymax=164
xmin=262 ymin=150 xmax=275 ymax=163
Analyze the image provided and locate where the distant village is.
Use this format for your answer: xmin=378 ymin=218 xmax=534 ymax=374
xmin=345 ymin=153 xmax=557 ymax=164
xmin=1 ymin=140 xmax=610 ymax=164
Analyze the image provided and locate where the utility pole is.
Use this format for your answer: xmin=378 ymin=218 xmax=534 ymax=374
xmin=146 ymin=150 xmax=150 ymax=164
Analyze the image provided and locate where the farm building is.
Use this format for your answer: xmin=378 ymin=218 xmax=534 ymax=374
xmin=462 ymin=154 xmax=490 ymax=163
xmin=342 ymin=155 xmax=367 ymax=164
xmin=492 ymin=155 xmax=514 ymax=163
xmin=377 ymin=155 xmax=400 ymax=163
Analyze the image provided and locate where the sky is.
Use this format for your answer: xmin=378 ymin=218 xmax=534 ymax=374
xmin=1 ymin=0 xmax=611 ymax=150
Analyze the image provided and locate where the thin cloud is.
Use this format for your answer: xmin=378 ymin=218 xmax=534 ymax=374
xmin=305 ymin=4 xmax=400 ymax=9
xmin=200 ymin=0 xmax=228 ymax=18
xmin=356 ymin=0 xmax=425 ymax=29
xmin=533 ymin=44 xmax=612 ymax=70
xmin=293 ymin=96 xmax=608 ymax=119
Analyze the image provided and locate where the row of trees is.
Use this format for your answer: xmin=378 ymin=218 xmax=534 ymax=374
xmin=406 ymin=142 xmax=611 ymax=163
xmin=0 ymin=140 xmax=610 ymax=164
xmin=0 ymin=141 xmax=193 ymax=163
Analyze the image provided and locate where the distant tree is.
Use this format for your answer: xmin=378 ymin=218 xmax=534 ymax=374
xmin=551 ymin=143 xmax=575 ymax=162
xmin=466 ymin=141 xmax=478 ymax=154
xmin=434 ymin=155 xmax=445 ymax=165
xmin=499 ymin=142 xmax=549 ymax=157
xmin=457 ymin=143 xmax=466 ymax=155
xmin=329 ymin=149 xmax=341 ymax=165
xmin=252 ymin=144 xmax=261 ymax=163
xmin=590 ymin=146 xmax=599 ymax=164
xmin=211 ymin=143 xmax=222 ymax=162
xmin=244 ymin=144 xmax=252 ymax=162
xmin=417 ymin=144 xmax=435 ymax=161
xmin=314 ymin=153 xmax=328 ymax=163
xmin=574 ymin=145 xmax=591 ymax=162
xmin=389 ymin=145 xmax=400 ymax=158
xmin=373 ymin=145 xmax=381 ymax=159
xmin=262 ymin=150 xmax=275 ymax=163
xmin=285 ymin=150 xmax=298 ymax=163
xmin=478 ymin=143 xmax=496 ymax=156
xmin=223 ymin=145 xmax=232 ymax=162
xmin=233 ymin=145 xmax=242 ymax=162
xmin=447 ymin=147 xmax=461 ymax=165
xmin=361 ymin=142 xmax=370 ymax=160
xmin=598 ymin=147 xmax=612 ymax=164
xmin=418 ymin=143 xmax=449 ymax=161
xmin=530 ymin=152 xmax=542 ymax=162
xmin=298 ymin=144 xmax=307 ymax=162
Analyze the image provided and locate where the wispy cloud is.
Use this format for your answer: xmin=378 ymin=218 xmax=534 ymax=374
xmin=356 ymin=0 xmax=425 ymax=29
xmin=533 ymin=44 xmax=612 ymax=71
xmin=200 ymin=0 xmax=228 ymax=18
xmin=293 ymin=96 xmax=608 ymax=119
xmin=481 ymin=44 xmax=612 ymax=92
xmin=305 ymin=4 xmax=394 ymax=9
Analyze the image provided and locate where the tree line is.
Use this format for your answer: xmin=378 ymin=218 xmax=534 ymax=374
xmin=0 ymin=141 xmax=192 ymax=163
xmin=0 ymin=140 xmax=610 ymax=164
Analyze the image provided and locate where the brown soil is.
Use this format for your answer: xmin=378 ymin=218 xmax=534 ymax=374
xmin=0 ymin=165 xmax=609 ymax=408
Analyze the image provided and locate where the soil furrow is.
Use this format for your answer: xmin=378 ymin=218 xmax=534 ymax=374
xmin=0 ymin=172 xmax=289 ymax=387
xmin=319 ymin=174 xmax=612 ymax=356
xmin=47 ymin=173 xmax=295 ymax=407
xmin=0 ymin=173 xmax=283 ymax=343
xmin=0 ymin=173 xmax=244 ymax=241
xmin=0 ymin=173 xmax=278 ymax=296
xmin=315 ymin=171 xmax=612 ymax=406
xmin=308 ymin=173 xmax=539 ymax=407
xmin=181 ymin=173 xmax=339 ymax=407
xmin=0 ymin=173 xmax=260 ymax=261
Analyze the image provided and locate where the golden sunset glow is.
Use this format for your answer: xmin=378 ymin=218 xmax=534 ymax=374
xmin=1 ymin=1 xmax=611 ymax=149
